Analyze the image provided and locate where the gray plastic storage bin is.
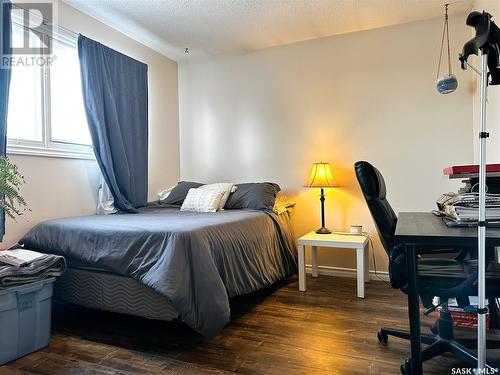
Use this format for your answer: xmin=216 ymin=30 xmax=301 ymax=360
xmin=0 ymin=278 xmax=55 ymax=365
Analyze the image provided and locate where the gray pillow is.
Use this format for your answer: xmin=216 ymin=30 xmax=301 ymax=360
xmin=225 ymin=182 xmax=281 ymax=210
xmin=163 ymin=181 xmax=204 ymax=206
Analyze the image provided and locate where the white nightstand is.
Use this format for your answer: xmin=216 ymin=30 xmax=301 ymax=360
xmin=297 ymin=231 xmax=369 ymax=298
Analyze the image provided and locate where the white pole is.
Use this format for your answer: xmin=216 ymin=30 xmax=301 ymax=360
xmin=477 ymin=50 xmax=488 ymax=371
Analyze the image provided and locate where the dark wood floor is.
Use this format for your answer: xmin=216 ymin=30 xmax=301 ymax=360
xmin=2 ymin=275 xmax=495 ymax=374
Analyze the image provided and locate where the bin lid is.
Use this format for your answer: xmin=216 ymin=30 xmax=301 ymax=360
xmin=0 ymin=277 xmax=55 ymax=295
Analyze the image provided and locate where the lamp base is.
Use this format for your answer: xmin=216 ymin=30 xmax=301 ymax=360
xmin=316 ymin=227 xmax=332 ymax=234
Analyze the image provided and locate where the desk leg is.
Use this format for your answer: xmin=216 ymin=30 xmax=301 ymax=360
xmin=311 ymin=246 xmax=318 ymax=278
xmin=298 ymin=244 xmax=306 ymax=292
xmin=356 ymin=246 xmax=365 ymax=298
xmin=407 ymin=244 xmax=422 ymax=375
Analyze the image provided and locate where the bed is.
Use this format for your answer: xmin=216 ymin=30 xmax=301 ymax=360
xmin=20 ymin=205 xmax=297 ymax=336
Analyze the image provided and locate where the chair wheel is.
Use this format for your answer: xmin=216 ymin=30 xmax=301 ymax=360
xmin=400 ymin=359 xmax=411 ymax=375
xmin=377 ymin=329 xmax=388 ymax=343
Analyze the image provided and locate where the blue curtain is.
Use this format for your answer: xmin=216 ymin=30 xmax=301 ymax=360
xmin=0 ymin=0 xmax=12 ymax=240
xmin=78 ymin=35 xmax=148 ymax=212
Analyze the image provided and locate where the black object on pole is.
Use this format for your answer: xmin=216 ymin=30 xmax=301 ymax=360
xmin=460 ymin=11 xmax=500 ymax=85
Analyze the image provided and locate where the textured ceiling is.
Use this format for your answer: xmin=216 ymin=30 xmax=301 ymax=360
xmin=63 ymin=0 xmax=473 ymax=61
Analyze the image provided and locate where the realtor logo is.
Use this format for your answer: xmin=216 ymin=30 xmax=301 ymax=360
xmin=1 ymin=0 xmax=57 ymax=68
xmin=10 ymin=1 xmax=53 ymax=55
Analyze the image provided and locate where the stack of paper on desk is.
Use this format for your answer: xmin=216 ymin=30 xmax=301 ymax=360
xmin=444 ymin=205 xmax=500 ymax=222
xmin=440 ymin=193 xmax=500 ymax=222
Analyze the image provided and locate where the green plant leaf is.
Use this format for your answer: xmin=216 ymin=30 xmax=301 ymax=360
xmin=0 ymin=156 xmax=28 ymax=221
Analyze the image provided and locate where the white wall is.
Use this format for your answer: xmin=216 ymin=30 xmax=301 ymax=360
xmin=179 ymin=15 xmax=474 ymax=271
xmin=3 ymin=0 xmax=180 ymax=245
xmin=472 ymin=1 xmax=500 ymax=162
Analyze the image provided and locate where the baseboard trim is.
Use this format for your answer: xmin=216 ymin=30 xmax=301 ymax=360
xmin=305 ymin=264 xmax=390 ymax=282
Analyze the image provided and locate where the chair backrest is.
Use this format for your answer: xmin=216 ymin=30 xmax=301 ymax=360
xmin=354 ymin=161 xmax=397 ymax=258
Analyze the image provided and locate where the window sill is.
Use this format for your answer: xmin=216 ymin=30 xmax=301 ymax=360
xmin=7 ymin=143 xmax=95 ymax=160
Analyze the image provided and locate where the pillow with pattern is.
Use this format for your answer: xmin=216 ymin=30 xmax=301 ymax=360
xmin=198 ymin=183 xmax=236 ymax=210
xmin=180 ymin=188 xmax=224 ymax=213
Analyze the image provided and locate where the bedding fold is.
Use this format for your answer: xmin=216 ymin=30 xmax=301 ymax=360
xmin=0 ymin=255 xmax=66 ymax=287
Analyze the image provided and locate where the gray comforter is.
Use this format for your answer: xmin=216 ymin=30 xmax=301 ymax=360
xmin=20 ymin=206 xmax=297 ymax=336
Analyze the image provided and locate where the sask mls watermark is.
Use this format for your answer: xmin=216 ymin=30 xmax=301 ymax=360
xmin=451 ymin=367 xmax=500 ymax=375
xmin=1 ymin=0 xmax=57 ymax=68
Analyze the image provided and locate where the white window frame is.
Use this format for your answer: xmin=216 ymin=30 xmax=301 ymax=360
xmin=6 ymin=14 xmax=94 ymax=160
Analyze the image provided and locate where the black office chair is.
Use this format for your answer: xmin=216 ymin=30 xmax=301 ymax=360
xmin=354 ymin=161 xmax=500 ymax=374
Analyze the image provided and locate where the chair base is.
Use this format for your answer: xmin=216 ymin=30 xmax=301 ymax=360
xmin=378 ymin=312 xmax=500 ymax=374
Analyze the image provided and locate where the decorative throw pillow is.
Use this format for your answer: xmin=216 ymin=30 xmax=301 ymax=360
xmin=162 ymin=181 xmax=204 ymax=205
xmin=225 ymin=182 xmax=281 ymax=210
xmin=180 ymin=188 xmax=224 ymax=213
xmin=198 ymin=183 xmax=236 ymax=210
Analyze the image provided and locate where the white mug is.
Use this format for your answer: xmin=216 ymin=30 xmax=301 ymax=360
xmin=349 ymin=224 xmax=363 ymax=235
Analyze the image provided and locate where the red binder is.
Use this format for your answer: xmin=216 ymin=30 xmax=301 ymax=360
xmin=443 ymin=164 xmax=500 ymax=175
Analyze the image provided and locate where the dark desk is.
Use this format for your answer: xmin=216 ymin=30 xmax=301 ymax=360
xmin=395 ymin=212 xmax=500 ymax=374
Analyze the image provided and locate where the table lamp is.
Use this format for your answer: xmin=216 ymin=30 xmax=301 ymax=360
xmin=305 ymin=162 xmax=339 ymax=234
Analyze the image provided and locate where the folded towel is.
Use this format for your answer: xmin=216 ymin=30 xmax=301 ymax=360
xmin=0 ymin=255 xmax=66 ymax=287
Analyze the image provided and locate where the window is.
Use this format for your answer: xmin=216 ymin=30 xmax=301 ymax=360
xmin=7 ymin=15 xmax=93 ymax=159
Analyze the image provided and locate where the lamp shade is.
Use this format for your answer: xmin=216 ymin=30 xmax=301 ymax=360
xmin=305 ymin=162 xmax=339 ymax=188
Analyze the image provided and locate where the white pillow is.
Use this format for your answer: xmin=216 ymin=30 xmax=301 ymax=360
xmin=197 ymin=183 xmax=236 ymax=210
xmin=180 ymin=188 xmax=224 ymax=213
